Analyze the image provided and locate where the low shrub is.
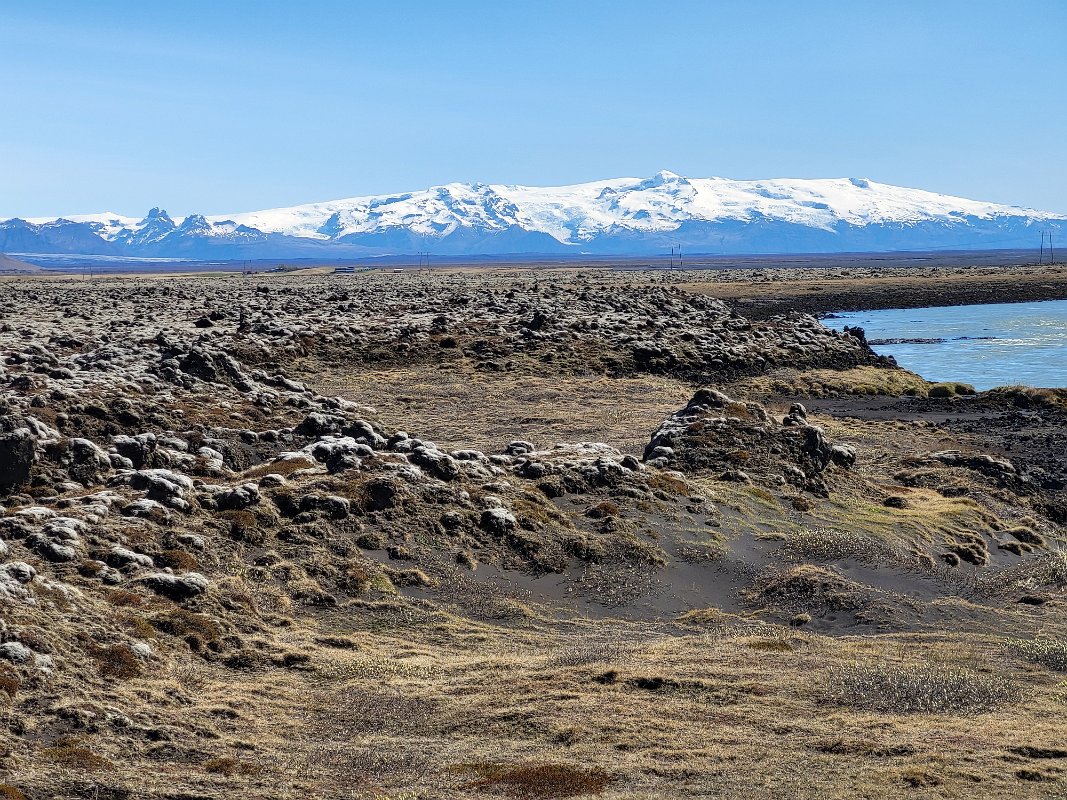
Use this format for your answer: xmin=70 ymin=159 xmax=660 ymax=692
xmin=647 ymin=472 xmax=688 ymax=495
xmin=336 ymin=562 xmax=373 ymax=595
xmin=751 ymin=564 xmax=862 ymax=613
xmin=983 ymin=385 xmax=1067 ymax=410
xmin=13 ymin=626 xmax=50 ymax=653
xmin=584 ymin=500 xmax=619 ymax=519
xmin=1008 ymin=638 xmax=1067 ymax=672
xmin=123 ymin=614 xmax=157 ymax=639
xmin=820 ymin=663 xmax=1021 ymax=714
xmin=746 ymin=637 xmax=795 ymax=652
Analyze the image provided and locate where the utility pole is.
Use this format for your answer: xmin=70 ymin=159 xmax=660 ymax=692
xmin=1040 ymin=231 xmax=1046 ymax=264
xmin=1051 ymin=233 xmax=1055 ymax=265
xmin=669 ymin=244 xmax=681 ymax=269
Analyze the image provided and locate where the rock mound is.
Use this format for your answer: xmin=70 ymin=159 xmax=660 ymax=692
xmin=643 ymin=389 xmax=856 ymax=495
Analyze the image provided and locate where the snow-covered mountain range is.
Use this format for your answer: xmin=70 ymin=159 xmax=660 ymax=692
xmin=4 ymin=172 xmax=1064 ymax=260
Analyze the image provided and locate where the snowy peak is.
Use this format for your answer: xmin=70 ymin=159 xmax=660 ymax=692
xmin=178 ymin=213 xmax=209 ymax=233
xmin=3 ymin=173 xmax=1065 ymax=259
xmin=142 ymin=207 xmax=174 ymax=225
xmin=639 ymin=169 xmax=689 ymax=188
xmin=115 ymin=207 xmax=177 ymax=248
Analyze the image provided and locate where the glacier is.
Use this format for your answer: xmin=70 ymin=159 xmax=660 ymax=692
xmin=4 ymin=171 xmax=1065 ymax=259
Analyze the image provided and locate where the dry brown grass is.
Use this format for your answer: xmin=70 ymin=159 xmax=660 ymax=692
xmin=220 ymin=508 xmax=264 ymax=543
xmin=984 ymin=385 xmax=1067 ymax=410
xmin=730 ymin=365 xmax=931 ymax=399
xmin=8 ymin=557 xmax=1067 ymax=800
xmin=304 ymin=366 xmax=690 ymax=456
xmin=204 ymin=756 xmax=262 ymax=777
xmin=647 ymin=472 xmax=689 ymax=495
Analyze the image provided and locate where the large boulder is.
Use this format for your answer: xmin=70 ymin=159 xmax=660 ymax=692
xmin=0 ymin=427 xmax=34 ymax=492
xmin=69 ymin=437 xmax=113 ymax=485
xmin=164 ymin=342 xmax=254 ymax=392
xmin=142 ymin=572 xmax=210 ymax=601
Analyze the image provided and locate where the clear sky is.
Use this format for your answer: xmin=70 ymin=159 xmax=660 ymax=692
xmin=3 ymin=1 xmax=1065 ymax=219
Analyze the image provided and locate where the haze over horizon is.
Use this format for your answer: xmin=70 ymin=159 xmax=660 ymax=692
xmin=3 ymin=0 xmax=1066 ymax=219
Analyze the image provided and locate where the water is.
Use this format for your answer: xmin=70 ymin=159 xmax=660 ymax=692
xmin=823 ymin=299 xmax=1067 ymax=391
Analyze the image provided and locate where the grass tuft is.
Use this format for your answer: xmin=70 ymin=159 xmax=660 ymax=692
xmin=42 ymin=740 xmax=113 ymax=772
xmin=151 ymin=609 xmax=222 ymax=652
xmin=88 ymin=643 xmax=143 ymax=680
xmin=0 ymin=666 xmax=20 ymax=700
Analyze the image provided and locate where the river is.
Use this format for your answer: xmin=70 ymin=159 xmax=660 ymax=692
xmin=823 ymin=299 xmax=1067 ymax=390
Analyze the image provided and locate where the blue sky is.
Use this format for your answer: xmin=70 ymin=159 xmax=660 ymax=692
xmin=2 ymin=1 xmax=1065 ymax=218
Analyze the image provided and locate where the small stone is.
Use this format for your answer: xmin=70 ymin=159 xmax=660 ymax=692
xmin=0 ymin=641 xmax=33 ymax=664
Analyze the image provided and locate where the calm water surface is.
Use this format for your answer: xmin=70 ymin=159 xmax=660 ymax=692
xmin=823 ymin=299 xmax=1067 ymax=391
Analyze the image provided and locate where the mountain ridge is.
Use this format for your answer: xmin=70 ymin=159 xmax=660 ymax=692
xmin=5 ymin=172 xmax=1065 ymax=259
